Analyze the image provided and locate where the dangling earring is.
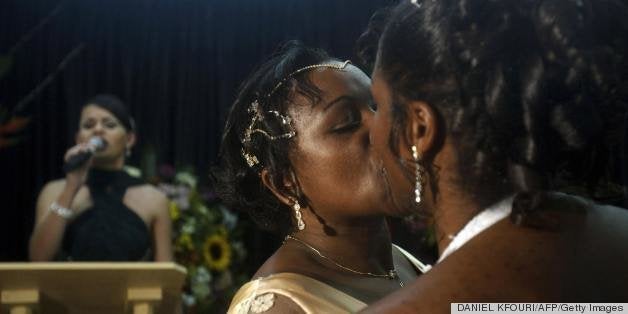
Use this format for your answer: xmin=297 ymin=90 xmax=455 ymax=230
xmin=292 ymin=199 xmax=305 ymax=231
xmin=411 ymin=145 xmax=424 ymax=204
xmin=125 ymin=146 xmax=131 ymax=157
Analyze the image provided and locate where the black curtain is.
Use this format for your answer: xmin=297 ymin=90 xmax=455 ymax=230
xmin=0 ymin=0 xmax=394 ymax=262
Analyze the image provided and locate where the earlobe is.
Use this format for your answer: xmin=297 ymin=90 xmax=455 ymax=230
xmin=406 ymin=100 xmax=438 ymax=155
xmin=261 ymin=169 xmax=306 ymax=230
xmin=260 ymin=168 xmax=296 ymax=207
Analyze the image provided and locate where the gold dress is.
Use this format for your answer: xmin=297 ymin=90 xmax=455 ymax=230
xmin=227 ymin=245 xmax=430 ymax=314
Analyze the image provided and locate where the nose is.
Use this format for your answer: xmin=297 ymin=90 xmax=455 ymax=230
xmin=363 ymin=104 xmax=375 ymax=125
xmin=362 ymin=108 xmax=375 ymax=147
xmin=92 ymin=122 xmax=105 ymax=136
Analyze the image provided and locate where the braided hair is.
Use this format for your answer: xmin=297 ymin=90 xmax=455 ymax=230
xmin=359 ymin=0 xmax=628 ymax=205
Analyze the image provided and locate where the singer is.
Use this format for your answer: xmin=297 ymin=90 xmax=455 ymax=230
xmin=29 ymin=94 xmax=173 ymax=261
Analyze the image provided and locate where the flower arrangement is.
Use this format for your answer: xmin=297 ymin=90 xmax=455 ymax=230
xmin=156 ymin=164 xmax=248 ymax=313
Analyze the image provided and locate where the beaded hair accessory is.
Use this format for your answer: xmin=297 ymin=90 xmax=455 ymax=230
xmin=240 ymin=100 xmax=294 ymax=167
xmin=240 ymin=60 xmax=351 ymax=168
xmin=267 ymin=60 xmax=351 ymax=97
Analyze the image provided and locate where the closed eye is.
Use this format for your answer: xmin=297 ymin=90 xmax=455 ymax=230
xmin=332 ymin=120 xmax=361 ymax=133
xmin=368 ymin=100 xmax=378 ymax=112
xmin=105 ymin=122 xmax=118 ymax=129
xmin=332 ymin=108 xmax=362 ymax=133
xmin=81 ymin=121 xmax=95 ymax=129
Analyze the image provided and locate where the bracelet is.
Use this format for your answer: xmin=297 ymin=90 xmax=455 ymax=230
xmin=49 ymin=201 xmax=74 ymax=219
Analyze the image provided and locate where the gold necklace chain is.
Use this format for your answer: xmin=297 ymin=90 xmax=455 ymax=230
xmin=284 ymin=235 xmax=404 ymax=287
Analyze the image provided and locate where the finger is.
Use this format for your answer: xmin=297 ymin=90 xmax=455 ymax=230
xmin=64 ymin=143 xmax=91 ymax=161
xmin=64 ymin=146 xmax=82 ymax=161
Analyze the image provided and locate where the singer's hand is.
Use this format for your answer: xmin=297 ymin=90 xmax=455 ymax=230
xmin=63 ymin=143 xmax=94 ymax=187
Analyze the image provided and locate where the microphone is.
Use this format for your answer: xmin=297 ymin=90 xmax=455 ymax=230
xmin=63 ymin=137 xmax=108 ymax=173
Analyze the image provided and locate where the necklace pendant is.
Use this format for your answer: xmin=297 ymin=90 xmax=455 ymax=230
xmin=388 ymin=269 xmax=398 ymax=280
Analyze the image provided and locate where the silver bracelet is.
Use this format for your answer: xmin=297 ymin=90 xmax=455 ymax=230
xmin=49 ymin=201 xmax=74 ymax=219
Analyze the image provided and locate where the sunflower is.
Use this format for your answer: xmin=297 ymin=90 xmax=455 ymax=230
xmin=203 ymin=234 xmax=232 ymax=271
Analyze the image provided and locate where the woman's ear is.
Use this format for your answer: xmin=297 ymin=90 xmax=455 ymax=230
xmin=404 ymin=100 xmax=439 ymax=155
xmin=126 ymin=132 xmax=137 ymax=149
xmin=260 ymin=168 xmax=297 ymax=207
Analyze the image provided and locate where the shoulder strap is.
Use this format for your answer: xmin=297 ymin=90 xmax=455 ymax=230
xmin=393 ymin=244 xmax=432 ymax=273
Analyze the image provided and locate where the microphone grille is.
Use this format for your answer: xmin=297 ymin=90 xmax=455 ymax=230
xmin=88 ymin=137 xmax=108 ymax=151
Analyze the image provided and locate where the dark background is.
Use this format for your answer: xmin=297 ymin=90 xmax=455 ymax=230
xmin=0 ymin=0 xmax=425 ymax=267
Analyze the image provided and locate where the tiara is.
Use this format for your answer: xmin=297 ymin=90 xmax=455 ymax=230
xmin=240 ymin=60 xmax=351 ymax=168
xmin=267 ymin=60 xmax=351 ymax=98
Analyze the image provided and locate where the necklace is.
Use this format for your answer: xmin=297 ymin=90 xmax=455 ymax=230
xmin=284 ymin=235 xmax=404 ymax=287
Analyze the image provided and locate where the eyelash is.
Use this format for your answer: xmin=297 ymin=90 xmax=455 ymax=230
xmin=368 ymin=100 xmax=378 ymax=111
xmin=334 ymin=110 xmax=362 ymax=133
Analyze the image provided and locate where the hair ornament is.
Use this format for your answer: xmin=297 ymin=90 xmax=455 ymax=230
xmin=240 ymin=60 xmax=351 ymax=168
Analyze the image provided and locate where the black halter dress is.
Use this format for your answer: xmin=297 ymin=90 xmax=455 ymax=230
xmin=61 ymin=169 xmax=152 ymax=261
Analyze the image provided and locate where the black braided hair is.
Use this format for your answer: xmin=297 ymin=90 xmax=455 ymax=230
xmin=211 ymin=41 xmax=332 ymax=235
xmin=358 ymin=0 xmax=628 ymax=207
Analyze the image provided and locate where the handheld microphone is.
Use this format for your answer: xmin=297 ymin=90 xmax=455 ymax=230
xmin=63 ymin=137 xmax=108 ymax=173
